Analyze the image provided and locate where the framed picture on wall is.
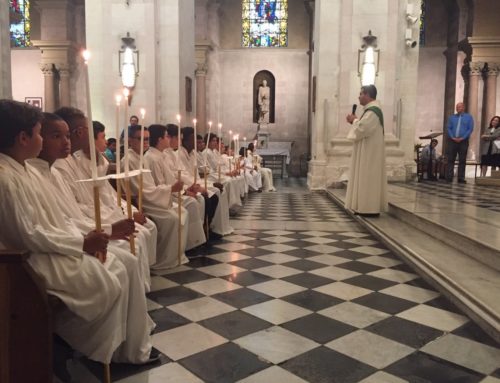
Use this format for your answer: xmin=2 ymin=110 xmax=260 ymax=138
xmin=25 ymin=97 xmax=43 ymax=110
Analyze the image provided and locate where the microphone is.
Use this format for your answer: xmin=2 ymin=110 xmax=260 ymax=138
xmin=352 ymin=104 xmax=357 ymax=115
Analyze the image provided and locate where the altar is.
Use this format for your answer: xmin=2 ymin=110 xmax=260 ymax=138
xmin=256 ymin=141 xmax=292 ymax=178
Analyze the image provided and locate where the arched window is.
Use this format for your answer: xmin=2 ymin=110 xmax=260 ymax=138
xmin=10 ymin=0 xmax=32 ymax=47
xmin=242 ymin=0 xmax=288 ymax=48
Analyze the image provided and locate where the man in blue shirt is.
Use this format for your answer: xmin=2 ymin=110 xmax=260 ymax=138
xmin=446 ymin=102 xmax=474 ymax=183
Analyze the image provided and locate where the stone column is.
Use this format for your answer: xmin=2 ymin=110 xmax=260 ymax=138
xmin=0 ymin=1 xmax=12 ymax=99
xmin=484 ymin=63 xmax=499 ymax=132
xmin=40 ymin=64 xmax=56 ymax=112
xmin=467 ymin=62 xmax=483 ymax=160
xmin=57 ymin=63 xmax=72 ymax=107
xmin=195 ymin=42 xmax=212 ymax=134
xmin=195 ymin=64 xmax=207 ymax=133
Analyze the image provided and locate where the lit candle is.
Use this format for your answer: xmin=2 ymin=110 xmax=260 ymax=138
xmin=115 ymin=94 xmax=122 ymax=175
xmin=176 ymin=114 xmax=181 ymax=169
xmin=123 ymin=88 xmax=130 ymax=176
xmin=206 ymin=120 xmax=212 ymax=166
xmin=139 ymin=108 xmax=146 ymax=170
xmin=82 ymin=50 xmax=97 ymax=180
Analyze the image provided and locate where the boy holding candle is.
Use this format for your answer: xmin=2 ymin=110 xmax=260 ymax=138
xmin=0 ymin=99 xmax=155 ymax=365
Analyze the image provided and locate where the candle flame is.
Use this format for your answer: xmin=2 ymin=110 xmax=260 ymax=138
xmin=82 ymin=49 xmax=91 ymax=63
xmin=218 ymin=123 xmax=222 ymax=128
xmin=140 ymin=108 xmax=146 ymax=119
xmin=193 ymin=118 xmax=197 ymax=125
xmin=176 ymin=114 xmax=181 ymax=123
xmin=123 ymin=88 xmax=130 ymax=98
xmin=208 ymin=121 xmax=212 ymax=127
xmin=115 ymin=94 xmax=122 ymax=105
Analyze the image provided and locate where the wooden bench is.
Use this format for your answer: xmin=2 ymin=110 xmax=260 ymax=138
xmin=0 ymin=250 xmax=52 ymax=383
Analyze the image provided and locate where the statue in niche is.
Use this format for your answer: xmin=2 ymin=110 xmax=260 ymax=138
xmin=258 ymin=80 xmax=270 ymax=124
xmin=253 ymin=70 xmax=275 ymax=124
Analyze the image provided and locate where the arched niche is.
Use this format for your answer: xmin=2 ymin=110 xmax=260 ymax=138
xmin=253 ymin=70 xmax=275 ymax=123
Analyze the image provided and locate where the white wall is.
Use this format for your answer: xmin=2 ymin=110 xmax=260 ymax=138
xmin=11 ymin=49 xmax=44 ymax=105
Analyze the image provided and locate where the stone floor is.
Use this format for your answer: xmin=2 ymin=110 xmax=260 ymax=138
xmin=59 ymin=178 xmax=500 ymax=383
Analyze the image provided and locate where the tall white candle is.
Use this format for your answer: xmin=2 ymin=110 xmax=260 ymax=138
xmin=115 ymin=94 xmax=122 ymax=175
xmin=176 ymin=114 xmax=181 ymax=169
xmin=139 ymin=108 xmax=146 ymax=170
xmin=218 ymin=123 xmax=222 ymax=153
xmin=193 ymin=118 xmax=198 ymax=167
xmin=206 ymin=121 xmax=212 ymax=166
xmin=123 ymin=88 xmax=130 ymax=176
xmin=244 ymin=136 xmax=247 ymax=157
xmin=83 ymin=50 xmax=97 ymax=180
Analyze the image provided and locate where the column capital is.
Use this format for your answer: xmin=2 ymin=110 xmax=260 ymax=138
xmin=486 ymin=63 xmax=500 ymax=76
xmin=195 ymin=63 xmax=208 ymax=76
xmin=469 ymin=61 xmax=485 ymax=75
xmin=54 ymin=62 xmax=73 ymax=76
xmin=39 ymin=63 xmax=55 ymax=75
xmin=195 ymin=40 xmax=213 ymax=76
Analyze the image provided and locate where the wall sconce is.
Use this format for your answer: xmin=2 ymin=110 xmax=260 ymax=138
xmin=119 ymin=32 xmax=139 ymax=89
xmin=357 ymin=30 xmax=379 ymax=86
xmin=405 ymin=28 xmax=417 ymax=48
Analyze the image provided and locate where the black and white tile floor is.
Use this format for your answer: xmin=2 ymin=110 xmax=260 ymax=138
xmin=396 ymin=181 xmax=500 ymax=211
xmin=63 ymin=179 xmax=500 ymax=383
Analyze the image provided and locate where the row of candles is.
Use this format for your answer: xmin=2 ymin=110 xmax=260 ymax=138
xmin=84 ymin=50 xmax=248 ymax=183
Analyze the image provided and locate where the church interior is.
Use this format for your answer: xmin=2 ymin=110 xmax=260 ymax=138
xmin=1 ymin=0 xmax=500 ymax=382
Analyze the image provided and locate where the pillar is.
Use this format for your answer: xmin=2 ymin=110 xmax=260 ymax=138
xmin=467 ymin=62 xmax=483 ymax=160
xmin=40 ymin=64 xmax=56 ymax=112
xmin=195 ymin=64 xmax=207 ymax=134
xmin=0 ymin=1 xmax=12 ymax=99
xmin=484 ymin=63 xmax=499 ymax=132
xmin=195 ymin=42 xmax=212 ymax=134
xmin=57 ymin=63 xmax=71 ymax=107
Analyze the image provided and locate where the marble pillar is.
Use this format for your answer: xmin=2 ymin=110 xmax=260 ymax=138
xmin=467 ymin=62 xmax=483 ymax=160
xmin=0 ymin=1 xmax=12 ymax=99
xmin=57 ymin=63 xmax=71 ymax=107
xmin=195 ymin=42 xmax=212 ymax=133
xmin=196 ymin=64 xmax=207 ymax=133
xmin=40 ymin=63 xmax=56 ymax=112
xmin=484 ymin=64 xmax=499 ymax=132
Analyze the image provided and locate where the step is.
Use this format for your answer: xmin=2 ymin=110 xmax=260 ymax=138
xmin=475 ymin=177 xmax=500 ymax=186
xmin=326 ymin=188 xmax=500 ymax=343
xmin=388 ymin=203 xmax=500 ymax=272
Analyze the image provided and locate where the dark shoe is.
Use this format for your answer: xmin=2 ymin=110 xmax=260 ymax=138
xmin=209 ymin=231 xmax=223 ymax=241
xmin=457 ymin=179 xmax=467 ymax=184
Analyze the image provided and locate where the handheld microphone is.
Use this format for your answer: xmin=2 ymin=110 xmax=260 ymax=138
xmin=352 ymin=104 xmax=357 ymax=115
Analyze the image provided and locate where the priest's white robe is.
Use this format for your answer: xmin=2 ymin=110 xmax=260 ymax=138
xmin=345 ymin=100 xmax=388 ymax=214
xmin=125 ymin=149 xmax=188 ymax=268
xmin=0 ymin=153 xmax=152 ymax=364
xmin=241 ymin=155 xmax=262 ymax=191
xmin=146 ymin=147 xmax=206 ymax=249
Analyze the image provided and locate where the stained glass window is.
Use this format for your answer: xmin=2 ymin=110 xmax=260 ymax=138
xmin=10 ymin=0 xmax=32 ymax=47
xmin=242 ymin=0 xmax=288 ymax=48
xmin=419 ymin=0 xmax=426 ymax=47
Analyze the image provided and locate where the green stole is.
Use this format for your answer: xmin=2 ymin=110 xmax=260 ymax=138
xmin=361 ymin=106 xmax=384 ymax=133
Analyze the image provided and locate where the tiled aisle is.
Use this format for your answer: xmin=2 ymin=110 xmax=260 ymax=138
xmin=67 ymin=179 xmax=500 ymax=383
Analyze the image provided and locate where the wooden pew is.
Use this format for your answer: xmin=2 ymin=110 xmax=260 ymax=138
xmin=0 ymin=250 xmax=52 ymax=383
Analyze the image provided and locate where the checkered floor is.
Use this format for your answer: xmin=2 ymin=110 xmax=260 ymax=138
xmin=396 ymin=181 xmax=500 ymax=212
xmin=65 ymin=179 xmax=500 ymax=383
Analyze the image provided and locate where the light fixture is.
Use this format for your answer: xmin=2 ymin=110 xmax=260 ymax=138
xmin=119 ymin=32 xmax=139 ymax=89
xmin=406 ymin=4 xmax=419 ymax=24
xmin=357 ymin=30 xmax=379 ymax=86
xmin=405 ymin=28 xmax=417 ymax=48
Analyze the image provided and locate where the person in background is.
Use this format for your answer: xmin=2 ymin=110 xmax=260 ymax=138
xmin=480 ymin=115 xmax=500 ymax=177
xmin=104 ymin=138 xmax=116 ymax=163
